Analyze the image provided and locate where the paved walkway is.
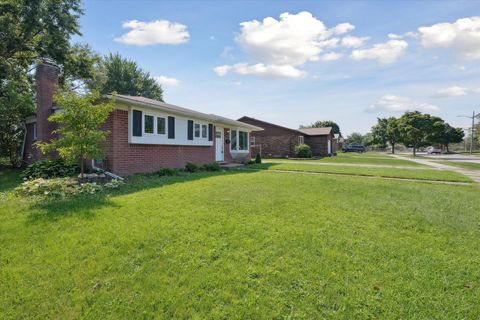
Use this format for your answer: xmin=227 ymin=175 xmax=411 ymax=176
xmin=392 ymin=154 xmax=480 ymax=183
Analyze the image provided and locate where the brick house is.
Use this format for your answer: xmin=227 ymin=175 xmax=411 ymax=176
xmin=238 ymin=116 xmax=336 ymax=157
xmin=23 ymin=62 xmax=262 ymax=176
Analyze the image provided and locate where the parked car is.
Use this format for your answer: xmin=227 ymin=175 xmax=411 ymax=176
xmin=426 ymin=146 xmax=442 ymax=154
xmin=343 ymin=145 xmax=366 ymax=153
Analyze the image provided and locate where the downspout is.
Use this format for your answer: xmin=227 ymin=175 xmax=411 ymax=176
xmin=91 ymin=160 xmax=124 ymax=181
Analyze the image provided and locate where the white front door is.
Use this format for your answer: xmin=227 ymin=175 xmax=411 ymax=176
xmin=215 ymin=128 xmax=224 ymax=162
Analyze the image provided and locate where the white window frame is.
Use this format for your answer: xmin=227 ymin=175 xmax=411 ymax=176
xmin=144 ymin=114 xmax=155 ymax=134
xmin=298 ymin=136 xmax=304 ymax=145
xmin=194 ymin=123 xmax=201 ymax=138
xmin=201 ymin=124 xmax=208 ymax=139
xmin=230 ymin=129 xmax=249 ymax=153
xmin=156 ymin=116 xmax=166 ymax=135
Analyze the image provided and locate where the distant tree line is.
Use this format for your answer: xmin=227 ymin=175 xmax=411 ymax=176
xmin=364 ymin=111 xmax=464 ymax=155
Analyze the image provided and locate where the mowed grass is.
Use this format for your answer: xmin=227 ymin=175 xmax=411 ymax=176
xmin=283 ymin=153 xmax=424 ymax=167
xmin=252 ymin=162 xmax=471 ymax=182
xmin=433 ymin=161 xmax=480 ymax=170
xmin=1 ymin=170 xmax=480 ymax=319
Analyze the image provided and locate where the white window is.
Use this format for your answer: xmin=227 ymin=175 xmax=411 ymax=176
xmin=230 ymin=130 xmax=237 ymax=150
xmin=239 ymin=131 xmax=248 ymax=150
xmin=33 ymin=122 xmax=37 ymax=140
xmin=157 ymin=117 xmax=166 ymax=135
xmin=194 ymin=123 xmax=200 ymax=138
xmin=201 ymin=124 xmax=207 ymax=138
xmin=298 ymin=136 xmax=304 ymax=145
xmin=230 ymin=129 xmax=249 ymax=151
xmin=144 ymin=115 xmax=154 ymax=134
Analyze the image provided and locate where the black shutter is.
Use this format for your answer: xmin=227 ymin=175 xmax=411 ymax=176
xmin=168 ymin=116 xmax=175 ymax=139
xmin=187 ymin=120 xmax=194 ymax=140
xmin=132 ymin=110 xmax=142 ymax=137
xmin=208 ymin=124 xmax=213 ymax=141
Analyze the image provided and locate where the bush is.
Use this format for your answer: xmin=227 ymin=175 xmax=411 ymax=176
xmin=185 ymin=162 xmax=198 ymax=173
xmin=157 ymin=168 xmax=179 ymax=176
xmin=295 ymin=144 xmax=313 ymax=158
xmin=15 ymin=177 xmax=124 ymax=198
xmin=247 ymin=160 xmax=256 ymax=165
xmin=255 ymin=154 xmax=262 ymax=164
xmin=203 ymin=162 xmax=221 ymax=172
xmin=21 ymin=159 xmax=78 ymax=180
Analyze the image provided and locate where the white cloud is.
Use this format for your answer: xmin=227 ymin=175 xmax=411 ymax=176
xmin=115 ymin=19 xmax=189 ymax=45
xmin=341 ymin=36 xmax=369 ymax=48
xmin=418 ymin=16 xmax=480 ymax=59
xmin=351 ymin=39 xmax=408 ymax=64
xmin=213 ymin=63 xmax=305 ymax=78
xmin=434 ymin=85 xmax=480 ymax=97
xmin=367 ymin=95 xmax=439 ymax=113
xmin=320 ymin=52 xmax=342 ymax=61
xmin=236 ymin=11 xmax=352 ymax=66
xmin=154 ymin=76 xmax=180 ymax=87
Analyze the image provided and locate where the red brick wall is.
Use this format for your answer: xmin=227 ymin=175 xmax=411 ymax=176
xmin=23 ymin=123 xmax=38 ymax=164
xmin=104 ymin=110 xmax=216 ymax=176
xmin=305 ymin=134 xmax=334 ymax=156
xmin=238 ymin=117 xmax=300 ymax=157
xmin=35 ymin=63 xmax=58 ymax=145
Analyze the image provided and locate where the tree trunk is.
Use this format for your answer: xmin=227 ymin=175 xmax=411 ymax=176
xmin=391 ymin=143 xmax=395 ymax=154
xmin=446 ymin=144 xmax=450 ymax=153
xmin=413 ymin=146 xmax=416 ymax=156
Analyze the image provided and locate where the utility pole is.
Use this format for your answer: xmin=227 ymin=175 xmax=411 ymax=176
xmin=458 ymin=111 xmax=476 ymax=154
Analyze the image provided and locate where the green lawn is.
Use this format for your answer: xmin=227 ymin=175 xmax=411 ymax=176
xmin=433 ymin=161 xmax=480 ymax=170
xmin=1 ymin=169 xmax=480 ymax=319
xmin=253 ymin=162 xmax=471 ymax=182
xmin=284 ymin=153 xmax=424 ymax=167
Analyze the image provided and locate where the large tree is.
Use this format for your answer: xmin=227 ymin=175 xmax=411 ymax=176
xmin=386 ymin=117 xmax=401 ymax=154
xmin=301 ymin=120 xmax=341 ymax=135
xmin=90 ymin=53 xmax=164 ymax=101
xmin=346 ymin=132 xmax=365 ymax=145
xmin=37 ymin=91 xmax=115 ymax=177
xmin=437 ymin=124 xmax=464 ymax=153
xmin=371 ymin=118 xmax=388 ymax=148
xmin=398 ymin=111 xmax=436 ymax=156
xmin=0 ymin=0 xmax=97 ymax=166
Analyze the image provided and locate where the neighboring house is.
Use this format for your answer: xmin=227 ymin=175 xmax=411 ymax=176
xmin=238 ymin=116 xmax=336 ymax=157
xmin=23 ymin=62 xmax=262 ymax=176
xmin=333 ymin=133 xmax=344 ymax=151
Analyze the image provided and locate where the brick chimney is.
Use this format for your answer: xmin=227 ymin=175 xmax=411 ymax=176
xmin=35 ymin=60 xmax=60 ymax=144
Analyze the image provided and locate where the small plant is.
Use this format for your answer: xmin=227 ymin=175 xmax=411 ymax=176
xmin=157 ymin=168 xmax=179 ymax=176
xmin=203 ymin=162 xmax=221 ymax=172
xmin=185 ymin=162 xmax=198 ymax=173
xmin=247 ymin=159 xmax=256 ymax=165
xmin=104 ymin=179 xmax=124 ymax=189
xmin=295 ymin=144 xmax=313 ymax=158
xmin=255 ymin=154 xmax=262 ymax=164
xmin=21 ymin=159 xmax=79 ymax=180
xmin=15 ymin=177 xmax=79 ymax=198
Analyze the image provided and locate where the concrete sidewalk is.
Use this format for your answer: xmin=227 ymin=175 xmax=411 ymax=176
xmin=392 ymin=154 xmax=480 ymax=183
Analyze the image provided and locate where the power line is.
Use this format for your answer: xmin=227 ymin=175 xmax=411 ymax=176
xmin=458 ymin=111 xmax=477 ymax=154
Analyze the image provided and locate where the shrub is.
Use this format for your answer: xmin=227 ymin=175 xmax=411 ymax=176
xmin=104 ymin=179 xmax=124 ymax=189
xmin=255 ymin=154 xmax=262 ymax=164
xmin=203 ymin=162 xmax=221 ymax=172
xmin=247 ymin=160 xmax=256 ymax=165
xmin=185 ymin=162 xmax=198 ymax=173
xmin=157 ymin=168 xmax=179 ymax=176
xmin=21 ymin=159 xmax=78 ymax=180
xmin=295 ymin=144 xmax=313 ymax=158
xmin=15 ymin=177 xmax=79 ymax=198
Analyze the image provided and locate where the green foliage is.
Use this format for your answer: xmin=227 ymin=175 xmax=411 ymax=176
xmin=346 ymin=132 xmax=365 ymax=145
xmin=21 ymin=159 xmax=78 ymax=180
xmin=247 ymin=159 xmax=256 ymax=165
xmin=255 ymin=154 xmax=262 ymax=164
xmin=398 ymin=111 xmax=440 ymax=155
xmin=203 ymin=162 xmax=222 ymax=172
xmin=15 ymin=177 xmax=123 ymax=198
xmin=371 ymin=118 xmax=388 ymax=148
xmin=386 ymin=117 xmax=400 ymax=154
xmin=295 ymin=144 xmax=313 ymax=158
xmin=0 ymin=79 xmax=35 ymax=166
xmin=90 ymin=53 xmax=164 ymax=101
xmin=301 ymin=120 xmax=341 ymax=134
xmin=156 ymin=168 xmax=180 ymax=176
xmin=36 ymin=90 xmax=115 ymax=176
xmin=0 ymin=0 xmax=83 ymax=78
xmin=184 ymin=162 xmax=199 ymax=173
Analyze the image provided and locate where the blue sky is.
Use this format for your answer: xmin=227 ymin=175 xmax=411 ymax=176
xmin=78 ymin=0 xmax=480 ymax=135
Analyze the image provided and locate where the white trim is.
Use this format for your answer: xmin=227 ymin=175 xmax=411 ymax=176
xmin=229 ymin=128 xmax=250 ymax=154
